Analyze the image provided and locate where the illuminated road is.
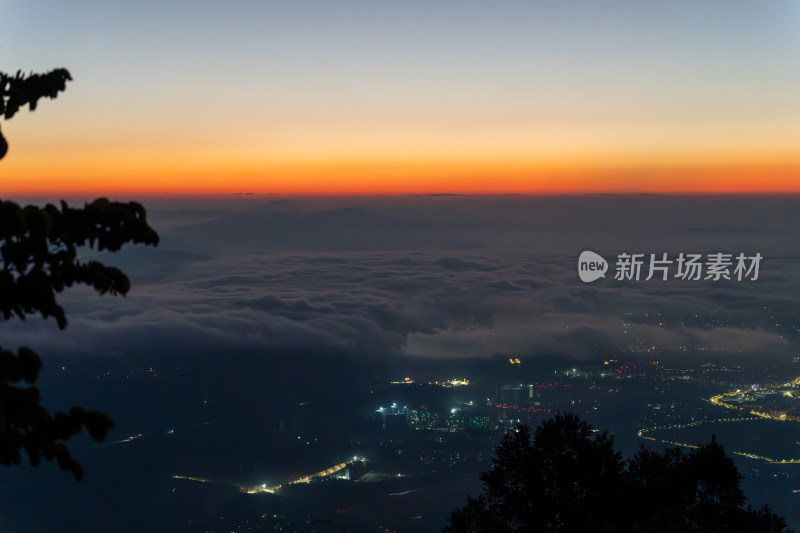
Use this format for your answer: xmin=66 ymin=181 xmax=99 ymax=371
xmin=638 ymin=416 xmax=800 ymax=464
xmin=288 ymin=461 xmax=350 ymax=485
xmin=173 ymin=456 xmax=366 ymax=494
xmin=87 ymin=433 xmax=144 ymax=448
xmin=709 ymin=376 xmax=800 ymax=420
xmin=171 ymin=475 xmax=272 ymax=493
xmin=636 ymin=375 xmax=800 ymax=464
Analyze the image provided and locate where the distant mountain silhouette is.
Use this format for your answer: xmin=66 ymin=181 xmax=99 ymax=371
xmin=249 ymin=199 xmax=299 ymax=214
xmin=150 ymin=209 xmax=224 ymax=218
xmin=85 ymin=248 xmax=212 ymax=281
xmin=435 ymin=257 xmax=496 ymax=272
xmin=175 ymin=206 xmax=461 ymax=253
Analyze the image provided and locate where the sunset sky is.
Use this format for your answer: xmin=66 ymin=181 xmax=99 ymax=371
xmin=1 ymin=0 xmax=799 ymax=195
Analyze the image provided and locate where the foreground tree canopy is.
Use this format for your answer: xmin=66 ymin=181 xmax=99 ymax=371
xmin=445 ymin=413 xmax=792 ymax=533
xmin=0 ymin=67 xmax=159 ymax=479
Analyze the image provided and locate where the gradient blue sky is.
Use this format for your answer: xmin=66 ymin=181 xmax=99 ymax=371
xmin=1 ymin=1 xmax=799 ymax=194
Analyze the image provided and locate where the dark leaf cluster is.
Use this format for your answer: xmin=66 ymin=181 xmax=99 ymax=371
xmin=0 ymin=68 xmax=72 ymax=159
xmin=1 ymin=68 xmax=72 ymax=120
xmin=445 ymin=413 xmax=792 ymax=533
xmin=0 ymin=198 xmax=159 ymax=329
xmin=0 ymin=346 xmax=112 ymax=480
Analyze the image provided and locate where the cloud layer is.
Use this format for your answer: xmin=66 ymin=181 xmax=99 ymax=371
xmin=2 ymin=196 xmax=796 ymax=374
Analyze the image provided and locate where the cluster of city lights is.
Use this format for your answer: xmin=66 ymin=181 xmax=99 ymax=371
xmin=389 ymin=377 xmax=470 ymax=387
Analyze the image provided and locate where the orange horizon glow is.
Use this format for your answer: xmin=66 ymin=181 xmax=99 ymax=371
xmin=2 ymin=157 xmax=799 ymax=196
xmin=3 ymin=92 xmax=799 ymax=197
xmin=2 ymin=101 xmax=799 ymax=197
xmin=3 ymin=116 xmax=798 ymax=196
xmin=4 ymin=2 xmax=799 ymax=198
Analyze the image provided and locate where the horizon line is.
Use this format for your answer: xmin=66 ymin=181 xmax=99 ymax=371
xmin=5 ymin=191 xmax=800 ymax=202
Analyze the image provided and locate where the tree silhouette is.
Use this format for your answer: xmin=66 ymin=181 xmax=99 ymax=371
xmin=445 ymin=413 xmax=792 ymax=533
xmin=0 ymin=68 xmax=159 ymax=480
xmin=0 ymin=68 xmax=72 ymax=159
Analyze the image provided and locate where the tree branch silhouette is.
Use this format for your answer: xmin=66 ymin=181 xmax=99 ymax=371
xmin=0 ymin=67 xmax=159 ymax=480
xmin=0 ymin=68 xmax=72 ymax=159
